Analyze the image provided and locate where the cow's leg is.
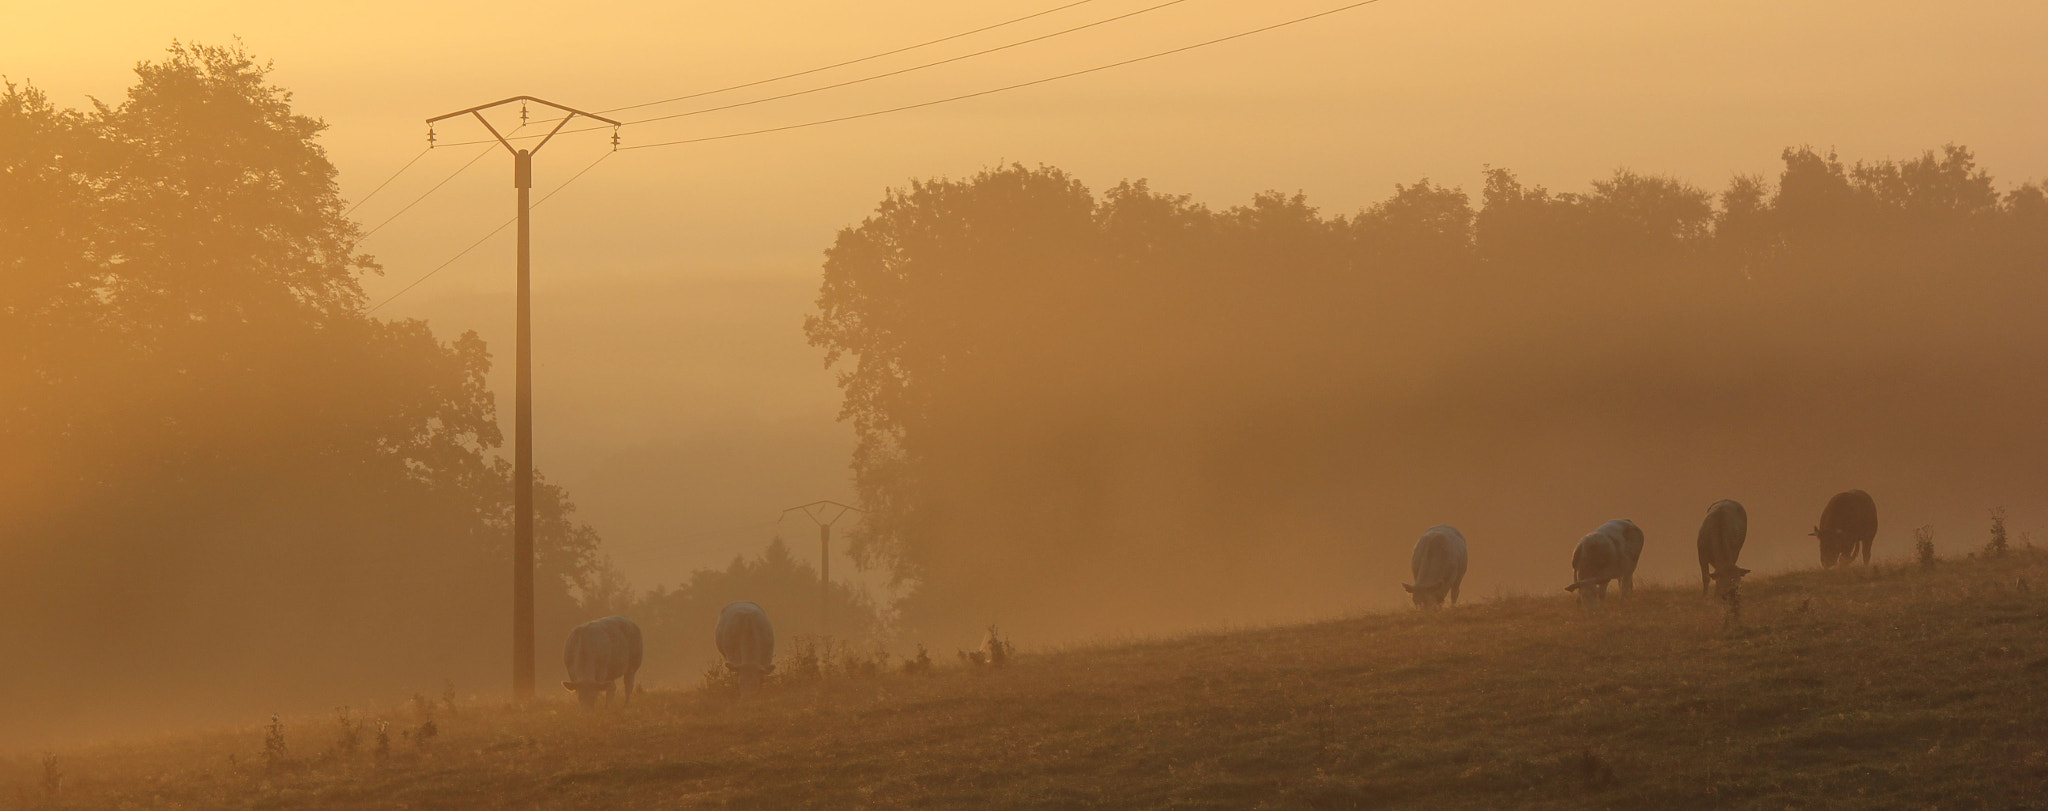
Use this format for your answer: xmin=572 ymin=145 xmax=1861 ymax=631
xmin=622 ymin=668 xmax=637 ymax=706
xmin=1859 ymin=537 xmax=1873 ymax=565
xmin=1449 ymin=582 xmax=1460 ymax=606
xmin=1620 ymin=573 xmax=1634 ymax=597
xmin=604 ymin=683 xmax=616 ymax=708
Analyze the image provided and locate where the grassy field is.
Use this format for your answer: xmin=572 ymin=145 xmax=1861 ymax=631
xmin=9 ymin=550 xmax=2048 ymax=810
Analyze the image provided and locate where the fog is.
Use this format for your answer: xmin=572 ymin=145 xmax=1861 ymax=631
xmin=5 ymin=2 xmax=2048 ymax=752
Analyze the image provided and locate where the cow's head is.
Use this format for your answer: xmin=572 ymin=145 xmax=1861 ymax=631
xmin=1711 ymin=566 xmax=1751 ymax=599
xmin=1811 ymin=524 xmax=1848 ymax=567
xmin=561 ymin=680 xmax=609 ymax=711
xmin=1565 ymin=577 xmax=1605 ymax=606
xmin=1403 ymin=581 xmax=1448 ymax=609
xmin=724 ymin=661 xmax=775 ymax=695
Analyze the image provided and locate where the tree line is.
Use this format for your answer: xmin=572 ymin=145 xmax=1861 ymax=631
xmin=808 ymin=148 xmax=2048 ymax=642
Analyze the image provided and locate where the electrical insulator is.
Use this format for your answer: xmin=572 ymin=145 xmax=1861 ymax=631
xmin=612 ymin=126 xmax=621 ymax=151
xmin=520 ymin=104 xmax=528 ymax=126
xmin=427 ymin=125 xmax=436 ymax=147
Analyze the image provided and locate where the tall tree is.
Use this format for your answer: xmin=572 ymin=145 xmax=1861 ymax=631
xmin=0 ymin=44 xmax=606 ymax=743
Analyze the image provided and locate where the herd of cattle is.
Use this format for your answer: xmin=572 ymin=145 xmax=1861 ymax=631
xmin=558 ymin=490 xmax=1881 ymax=707
xmin=1402 ymin=489 xmax=1881 ymax=608
xmin=560 ymin=600 xmax=775 ymax=709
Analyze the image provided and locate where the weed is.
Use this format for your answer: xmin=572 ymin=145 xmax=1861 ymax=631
xmin=985 ymin=625 xmax=1014 ymax=668
xmin=416 ymin=719 xmax=438 ymax=749
xmin=410 ymin=691 xmax=435 ymax=723
xmin=1988 ymin=507 xmax=2010 ymax=557
xmin=335 ymin=707 xmax=362 ymax=755
xmin=1916 ymin=525 xmax=1938 ymax=569
xmin=262 ymin=715 xmax=288 ymax=772
xmin=373 ymin=721 xmax=391 ymax=765
xmin=959 ymin=626 xmax=1015 ymax=669
xmin=827 ymin=641 xmax=886 ymax=678
xmin=39 ymin=752 xmax=59 ymax=798
xmin=1721 ymin=584 xmax=1742 ymax=630
xmin=704 ymin=659 xmax=737 ymax=692
xmin=782 ymin=636 xmax=823 ymax=683
xmin=441 ymin=680 xmax=459 ymax=717
xmin=903 ymin=643 xmax=934 ymax=675
xmin=702 ymin=661 xmax=739 ymax=691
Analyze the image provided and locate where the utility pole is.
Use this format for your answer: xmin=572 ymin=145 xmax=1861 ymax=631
xmin=779 ymin=501 xmax=865 ymax=638
xmin=426 ymin=97 xmax=620 ymax=701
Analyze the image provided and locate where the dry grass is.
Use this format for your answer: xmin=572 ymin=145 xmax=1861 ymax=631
xmin=8 ymin=552 xmax=2048 ymax=810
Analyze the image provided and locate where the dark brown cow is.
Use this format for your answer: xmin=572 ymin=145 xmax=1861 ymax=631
xmin=1811 ymin=489 xmax=1877 ymax=568
xmin=1696 ymin=499 xmax=1749 ymax=597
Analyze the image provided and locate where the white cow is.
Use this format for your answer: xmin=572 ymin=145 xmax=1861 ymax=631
xmin=1402 ymin=525 xmax=1469 ymax=609
xmin=1565 ymin=519 xmax=1645 ymax=605
xmin=562 ymin=615 xmax=642 ymax=710
xmin=716 ymin=601 xmax=776 ymax=694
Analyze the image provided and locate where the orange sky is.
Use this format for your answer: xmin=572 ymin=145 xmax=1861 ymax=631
xmin=9 ymin=0 xmax=2046 ymax=594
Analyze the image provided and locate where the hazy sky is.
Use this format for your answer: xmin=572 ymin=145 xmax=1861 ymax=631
xmin=10 ymin=0 xmax=2046 ymax=595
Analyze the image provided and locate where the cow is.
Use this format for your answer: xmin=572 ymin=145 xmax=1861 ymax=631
xmin=716 ymin=601 xmax=776 ymax=694
xmin=561 ymin=615 xmax=642 ymax=711
xmin=1565 ymin=519 xmax=1645 ymax=605
xmin=1812 ymin=489 xmax=1878 ymax=568
xmin=1696 ymin=499 xmax=1750 ymax=598
xmin=1402 ymin=525 xmax=1469 ymax=609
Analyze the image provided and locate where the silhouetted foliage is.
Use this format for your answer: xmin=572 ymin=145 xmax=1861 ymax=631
xmin=809 ymin=154 xmax=2048 ymax=640
xmin=0 ymin=44 xmax=606 ymax=742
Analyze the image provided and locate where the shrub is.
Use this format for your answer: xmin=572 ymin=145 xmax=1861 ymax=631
xmin=1916 ymin=525 xmax=1938 ymax=569
xmin=959 ymin=626 xmax=1014 ymax=669
xmin=335 ymin=707 xmax=362 ymax=754
xmin=40 ymin=753 xmax=60 ymax=798
xmin=1987 ymin=507 xmax=2010 ymax=557
xmin=701 ymin=662 xmax=739 ymax=691
xmin=262 ymin=715 xmax=288 ymax=772
xmin=782 ymin=635 xmax=824 ymax=683
xmin=903 ymin=643 xmax=934 ymax=675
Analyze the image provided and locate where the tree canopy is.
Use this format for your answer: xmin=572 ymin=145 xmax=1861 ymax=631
xmin=0 ymin=44 xmax=606 ymax=742
xmin=809 ymin=153 xmax=2048 ymax=641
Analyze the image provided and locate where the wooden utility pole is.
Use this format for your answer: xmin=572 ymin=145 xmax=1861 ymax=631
xmin=780 ymin=501 xmax=864 ymax=638
xmin=426 ymin=97 xmax=620 ymax=701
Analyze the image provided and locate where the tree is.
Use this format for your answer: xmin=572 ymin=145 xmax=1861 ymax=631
xmin=808 ymin=151 xmax=2048 ymax=645
xmin=0 ymin=44 xmax=607 ymax=743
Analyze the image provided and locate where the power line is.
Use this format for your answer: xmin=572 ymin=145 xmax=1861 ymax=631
xmin=351 ymin=120 xmax=538 ymax=243
xmin=365 ymin=150 xmax=614 ymax=314
xmin=344 ymin=147 xmax=430 ymax=217
xmin=368 ymin=0 xmax=1388 ymax=309
xmin=355 ymin=144 xmax=496 ymax=242
xmin=619 ymin=0 xmax=1389 ymax=152
xmin=613 ymin=0 xmax=1193 ymax=128
xmin=596 ymin=0 xmax=1109 ymax=117
xmin=436 ymin=0 xmax=1196 ymax=147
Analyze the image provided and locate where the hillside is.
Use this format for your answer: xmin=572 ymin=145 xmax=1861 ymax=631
xmin=10 ymin=551 xmax=2048 ymax=810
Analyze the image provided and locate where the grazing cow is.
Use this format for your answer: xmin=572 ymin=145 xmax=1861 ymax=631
xmin=561 ymin=615 xmax=642 ymax=710
xmin=716 ymin=601 xmax=776 ymax=694
xmin=1696 ymin=499 xmax=1750 ymax=598
xmin=1565 ymin=519 xmax=1645 ymax=605
xmin=1812 ymin=489 xmax=1878 ymax=568
xmin=1402 ymin=525 xmax=1469 ymax=609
